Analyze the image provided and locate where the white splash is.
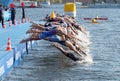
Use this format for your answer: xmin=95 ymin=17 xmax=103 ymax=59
xmin=77 ymin=54 xmax=93 ymax=64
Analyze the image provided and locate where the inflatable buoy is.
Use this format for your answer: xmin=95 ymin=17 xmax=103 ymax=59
xmin=50 ymin=11 xmax=56 ymax=18
xmin=64 ymin=3 xmax=76 ymax=18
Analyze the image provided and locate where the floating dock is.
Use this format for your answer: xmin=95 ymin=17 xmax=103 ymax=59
xmin=0 ymin=19 xmax=42 ymax=80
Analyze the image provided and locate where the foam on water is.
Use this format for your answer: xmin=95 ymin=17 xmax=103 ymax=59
xmin=77 ymin=54 xmax=93 ymax=64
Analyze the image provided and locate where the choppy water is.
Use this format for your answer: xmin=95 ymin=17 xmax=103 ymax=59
xmin=2 ymin=5 xmax=120 ymax=81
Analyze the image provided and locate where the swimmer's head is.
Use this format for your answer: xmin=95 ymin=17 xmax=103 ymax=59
xmin=92 ymin=19 xmax=97 ymax=23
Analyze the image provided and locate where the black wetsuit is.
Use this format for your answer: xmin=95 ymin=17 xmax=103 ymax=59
xmin=66 ymin=52 xmax=79 ymax=61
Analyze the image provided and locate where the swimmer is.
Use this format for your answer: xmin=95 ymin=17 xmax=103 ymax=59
xmin=51 ymin=43 xmax=81 ymax=61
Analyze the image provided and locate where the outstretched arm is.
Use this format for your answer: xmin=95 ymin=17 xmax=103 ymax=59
xmin=20 ymin=33 xmax=39 ymax=43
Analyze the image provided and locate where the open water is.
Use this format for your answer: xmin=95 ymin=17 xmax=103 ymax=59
xmin=2 ymin=4 xmax=120 ymax=81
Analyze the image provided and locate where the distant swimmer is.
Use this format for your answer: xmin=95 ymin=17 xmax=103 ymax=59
xmin=86 ymin=18 xmax=101 ymax=24
xmin=91 ymin=18 xmax=98 ymax=23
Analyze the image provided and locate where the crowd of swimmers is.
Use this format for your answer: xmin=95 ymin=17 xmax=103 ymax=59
xmin=20 ymin=12 xmax=91 ymax=62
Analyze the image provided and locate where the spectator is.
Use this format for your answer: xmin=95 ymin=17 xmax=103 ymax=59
xmin=10 ymin=3 xmax=16 ymax=24
xmin=0 ymin=4 xmax=4 ymax=27
xmin=21 ymin=2 xmax=25 ymax=20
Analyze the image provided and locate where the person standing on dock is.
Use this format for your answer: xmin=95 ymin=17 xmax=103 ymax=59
xmin=21 ymin=2 xmax=25 ymax=21
xmin=0 ymin=4 xmax=4 ymax=27
xmin=10 ymin=3 xmax=16 ymax=24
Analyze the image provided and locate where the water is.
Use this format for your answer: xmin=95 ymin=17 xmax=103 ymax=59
xmin=2 ymin=5 xmax=120 ymax=81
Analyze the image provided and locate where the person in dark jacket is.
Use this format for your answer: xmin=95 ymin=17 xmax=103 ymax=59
xmin=0 ymin=4 xmax=4 ymax=27
xmin=10 ymin=3 xmax=16 ymax=24
xmin=21 ymin=2 xmax=25 ymax=19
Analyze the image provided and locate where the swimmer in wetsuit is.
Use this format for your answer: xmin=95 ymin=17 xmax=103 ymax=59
xmin=51 ymin=43 xmax=80 ymax=61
